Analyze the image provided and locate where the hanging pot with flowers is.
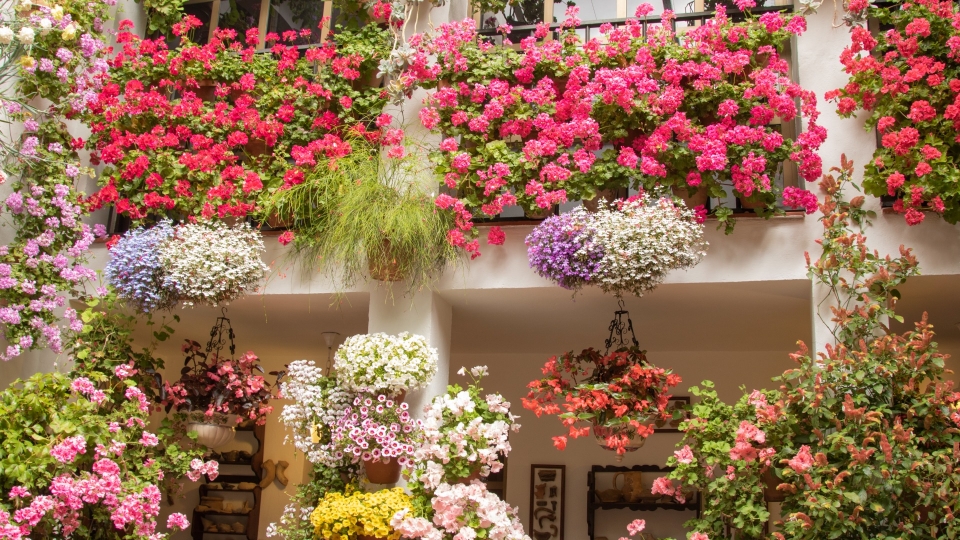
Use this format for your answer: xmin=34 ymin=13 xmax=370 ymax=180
xmin=331 ymin=393 xmax=421 ymax=484
xmin=525 ymin=193 xmax=707 ymax=297
xmin=333 ymin=332 xmax=438 ymax=398
xmin=164 ymin=312 xmax=276 ymax=447
xmin=522 ymin=305 xmax=681 ymax=461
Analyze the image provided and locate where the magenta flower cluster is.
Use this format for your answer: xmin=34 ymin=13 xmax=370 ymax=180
xmin=332 ymin=394 xmax=421 ymax=466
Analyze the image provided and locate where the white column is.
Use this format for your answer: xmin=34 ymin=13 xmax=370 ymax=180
xmin=367 ymin=289 xmax=452 ymax=418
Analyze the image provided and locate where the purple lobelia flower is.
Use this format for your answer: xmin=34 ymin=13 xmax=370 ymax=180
xmin=525 ymin=208 xmax=604 ymax=291
xmin=104 ymin=220 xmax=176 ymax=312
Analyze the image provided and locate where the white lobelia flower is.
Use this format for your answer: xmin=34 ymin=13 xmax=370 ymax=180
xmin=17 ymin=27 xmax=34 ymax=45
xmin=38 ymin=18 xmax=51 ymax=34
xmin=0 ymin=28 xmax=13 ymax=45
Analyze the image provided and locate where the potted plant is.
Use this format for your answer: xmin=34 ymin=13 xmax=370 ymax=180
xmin=657 ymin=159 xmax=960 ymax=537
xmin=523 ymin=347 xmax=681 ymax=460
xmin=391 ymin=482 xmax=529 ymax=540
xmin=85 ymin=17 xmax=390 ymax=224
xmin=279 ymin=360 xmax=359 ymax=469
xmin=411 ymin=6 xmax=823 ymax=255
xmin=333 ymin=332 xmax=438 ymax=397
xmin=164 ymin=338 xmax=274 ymax=447
xmin=310 ymin=486 xmax=412 ymax=540
xmin=260 ymin=136 xmax=460 ymax=292
xmin=158 ymin=220 xmax=269 ymax=307
xmin=331 ymin=394 xmax=420 ymax=484
xmin=828 ymin=0 xmax=960 ymax=225
xmin=414 ymin=366 xmax=520 ymax=489
xmin=525 ymin=194 xmax=708 ymax=297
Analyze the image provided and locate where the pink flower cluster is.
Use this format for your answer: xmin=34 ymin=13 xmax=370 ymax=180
xmin=332 ymin=394 xmax=421 ymax=466
xmin=413 ymin=6 xmax=824 ymax=255
xmin=830 ymin=0 xmax=960 ymax=223
xmin=392 ymin=482 xmax=528 ymax=540
xmin=186 ymin=459 xmax=220 ymax=482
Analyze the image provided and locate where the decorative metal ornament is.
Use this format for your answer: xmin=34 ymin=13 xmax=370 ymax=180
xmin=604 ymin=298 xmax=639 ymax=353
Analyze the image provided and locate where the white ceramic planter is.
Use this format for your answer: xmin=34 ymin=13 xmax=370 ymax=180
xmin=187 ymin=422 xmax=236 ymax=448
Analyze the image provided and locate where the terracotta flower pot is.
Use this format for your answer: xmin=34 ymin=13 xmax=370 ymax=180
xmin=245 ymin=138 xmax=267 ymax=158
xmin=762 ymin=469 xmax=785 ymax=502
xmin=672 ymin=185 xmax=709 ymax=209
xmin=266 ymin=213 xmax=291 ymax=229
xmin=582 ymin=189 xmax=617 ymax=212
xmin=195 ymin=80 xmax=217 ymax=103
xmin=392 ymin=390 xmax=406 ymax=403
xmin=359 ymin=535 xmax=389 ymax=540
xmin=369 ymin=239 xmax=403 ymax=282
xmin=453 ymin=467 xmax=483 ymax=484
xmin=524 ymin=206 xmax=556 ymax=219
xmin=364 ymin=457 xmax=401 ymax=484
xmin=738 ymin=196 xmax=766 ymax=211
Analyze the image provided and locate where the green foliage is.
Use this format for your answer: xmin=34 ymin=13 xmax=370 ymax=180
xmin=260 ymin=138 xmax=459 ymax=293
xmin=662 ymin=159 xmax=960 ymax=539
xmin=0 ymin=288 xmax=204 ymax=537
xmin=138 ymin=0 xmax=186 ymax=36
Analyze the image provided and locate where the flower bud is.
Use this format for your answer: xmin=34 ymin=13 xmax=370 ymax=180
xmin=849 ymin=196 xmax=865 ymax=208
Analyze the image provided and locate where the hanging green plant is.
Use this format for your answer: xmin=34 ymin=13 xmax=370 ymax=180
xmin=259 ymin=139 xmax=459 ymax=293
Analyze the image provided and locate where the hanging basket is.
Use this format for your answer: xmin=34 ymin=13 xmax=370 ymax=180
xmin=187 ymin=421 xmax=236 ymax=449
xmin=369 ymin=239 xmax=404 ymax=282
xmin=363 ymin=456 xmax=402 ymax=484
xmin=593 ymin=423 xmax=646 ymax=463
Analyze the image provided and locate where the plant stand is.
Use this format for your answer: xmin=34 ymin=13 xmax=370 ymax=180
xmin=191 ymin=422 xmax=265 ymax=540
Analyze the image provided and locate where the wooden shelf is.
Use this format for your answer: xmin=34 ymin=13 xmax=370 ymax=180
xmin=192 ymin=423 xmax=265 ymax=540
xmin=587 ymin=465 xmax=700 ymax=540
xmin=592 ymin=500 xmax=699 ymax=512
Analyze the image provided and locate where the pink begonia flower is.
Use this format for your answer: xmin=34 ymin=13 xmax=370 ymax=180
xmin=140 ymin=432 xmax=159 ymax=447
xmin=487 ymin=227 xmax=506 ymax=246
xmin=50 ymin=435 xmax=86 ymax=464
xmin=690 ymin=533 xmax=710 ymax=540
xmin=278 ymin=230 xmax=294 ymax=246
xmin=167 ymin=513 xmax=190 ymax=531
xmin=651 ymin=476 xmax=674 ymax=496
xmin=788 ymin=445 xmax=814 ymax=473
xmin=627 ymin=519 xmax=646 ymax=535
xmin=634 ymin=3 xmax=654 ymax=16
xmin=674 ymin=445 xmax=694 ymax=464
xmin=8 ymin=487 xmax=29 ymax=499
